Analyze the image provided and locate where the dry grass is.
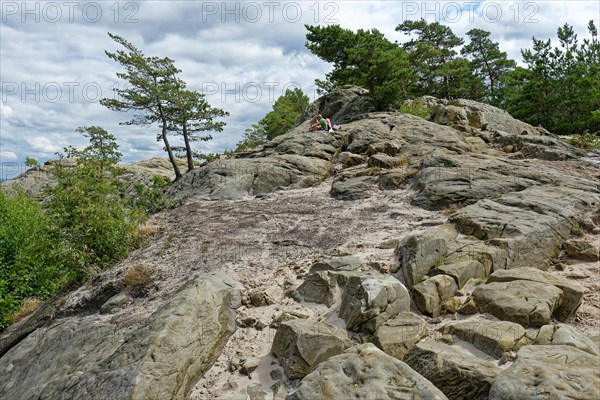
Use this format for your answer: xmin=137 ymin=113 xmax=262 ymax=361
xmin=11 ymin=298 xmax=43 ymax=323
xmin=137 ymin=221 xmax=158 ymax=239
xmin=122 ymin=264 xmax=154 ymax=289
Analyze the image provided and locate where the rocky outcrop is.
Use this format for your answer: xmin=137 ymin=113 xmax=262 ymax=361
xmin=404 ymin=341 xmax=501 ymax=400
xmin=1 ymin=157 xmax=187 ymax=198
xmin=286 ymin=344 xmax=448 ymax=400
xmin=563 ymin=238 xmax=599 ymax=261
xmin=271 ymin=319 xmax=353 ymax=379
xmin=0 ymin=273 xmax=242 ymax=400
xmin=489 ymin=345 xmax=600 ymax=400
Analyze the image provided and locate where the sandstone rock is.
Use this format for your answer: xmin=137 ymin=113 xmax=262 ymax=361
xmin=309 ymin=256 xmax=361 ymax=273
xmin=534 ymin=324 xmax=600 ymax=356
xmin=432 ymin=260 xmax=487 ymax=288
xmin=563 ymin=239 xmax=599 ymax=261
xmin=378 ymin=168 xmax=418 ymax=190
xmin=0 ymin=273 xmax=242 ymax=400
xmin=457 ymin=297 xmax=478 ymax=315
xmin=473 ymin=280 xmax=564 ymax=327
xmin=337 ymin=152 xmax=365 ymax=168
xmin=249 ymin=289 xmax=275 ymax=307
xmin=339 ymin=273 xmax=410 ymax=333
xmin=169 ymin=154 xmax=332 ymax=201
xmin=271 ymin=319 xmax=352 ymax=379
xmin=285 ymin=343 xmax=448 ymax=400
xmin=489 ymin=345 xmax=600 ymax=400
xmin=99 ymin=292 xmax=131 ymax=314
xmin=404 ymin=341 xmax=500 ymax=400
xmin=291 ymin=271 xmax=339 ymax=307
xmin=412 ymin=274 xmax=458 ymax=317
xmin=300 ymin=85 xmax=375 ymax=124
xmin=372 ymin=312 xmax=427 ymax=359
xmin=330 ymin=176 xmax=377 ymax=200
xmin=396 ymin=223 xmax=458 ymax=288
xmin=443 ymin=320 xmax=528 ymax=358
xmin=367 ymin=153 xmax=404 ymax=169
xmin=487 ymin=267 xmax=584 ymax=321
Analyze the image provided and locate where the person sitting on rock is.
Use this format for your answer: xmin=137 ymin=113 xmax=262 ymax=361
xmin=325 ymin=117 xmax=342 ymax=132
xmin=309 ymin=115 xmax=328 ymax=132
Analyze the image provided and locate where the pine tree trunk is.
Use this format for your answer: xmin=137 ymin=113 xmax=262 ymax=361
xmin=162 ymin=124 xmax=181 ymax=180
xmin=182 ymin=123 xmax=194 ymax=172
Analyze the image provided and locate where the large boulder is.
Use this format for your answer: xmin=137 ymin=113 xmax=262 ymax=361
xmin=473 ymin=280 xmax=564 ymax=327
xmin=300 ymin=85 xmax=375 ymax=124
xmin=486 ymin=267 xmax=584 ymax=321
xmin=412 ymin=274 xmax=458 ymax=317
xmin=489 ymin=345 xmax=600 ymax=400
xmin=339 ymin=273 xmax=410 ymax=333
xmin=563 ymin=239 xmax=600 ymax=261
xmin=271 ymin=319 xmax=353 ymax=379
xmin=404 ymin=341 xmax=501 ymax=400
xmin=0 ymin=273 xmax=242 ymax=400
xmin=286 ymin=344 xmax=448 ymax=400
xmin=372 ymin=312 xmax=427 ymax=359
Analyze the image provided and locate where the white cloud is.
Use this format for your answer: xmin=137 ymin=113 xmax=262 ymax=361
xmin=0 ymin=151 xmax=18 ymax=161
xmin=0 ymin=1 xmax=597 ymax=164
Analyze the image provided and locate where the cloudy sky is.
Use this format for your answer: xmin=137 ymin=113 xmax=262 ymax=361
xmin=1 ymin=0 xmax=598 ymax=178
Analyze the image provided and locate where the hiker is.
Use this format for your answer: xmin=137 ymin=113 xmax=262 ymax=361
xmin=309 ymin=114 xmax=328 ymax=132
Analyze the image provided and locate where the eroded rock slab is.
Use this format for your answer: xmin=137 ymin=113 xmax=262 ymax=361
xmin=489 ymin=345 xmax=600 ymax=400
xmin=286 ymin=344 xmax=448 ymax=400
xmin=473 ymin=280 xmax=564 ymax=327
xmin=372 ymin=312 xmax=427 ymax=359
xmin=0 ymin=273 xmax=242 ymax=400
xmin=271 ymin=319 xmax=352 ymax=379
xmin=404 ymin=341 xmax=500 ymax=400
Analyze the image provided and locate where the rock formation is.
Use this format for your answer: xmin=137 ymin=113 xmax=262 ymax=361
xmin=2 ymin=86 xmax=599 ymax=399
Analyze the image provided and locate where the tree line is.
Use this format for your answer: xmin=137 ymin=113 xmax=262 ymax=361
xmin=305 ymin=19 xmax=600 ymax=135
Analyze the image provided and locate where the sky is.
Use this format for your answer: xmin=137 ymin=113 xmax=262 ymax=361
xmin=1 ymin=0 xmax=599 ymax=179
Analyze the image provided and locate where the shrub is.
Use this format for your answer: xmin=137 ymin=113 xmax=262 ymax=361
xmin=568 ymin=131 xmax=600 ymax=149
xmin=399 ymin=101 xmax=431 ymax=119
xmin=0 ymin=189 xmax=66 ymax=329
xmin=130 ymin=175 xmax=179 ymax=214
xmin=122 ymin=264 xmax=154 ymax=290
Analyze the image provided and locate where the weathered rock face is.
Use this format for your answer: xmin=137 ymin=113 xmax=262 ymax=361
xmin=286 ymin=344 xmax=448 ymax=400
xmin=489 ymin=345 xmax=600 ymax=400
xmin=442 ymin=320 xmax=529 ymax=358
xmin=404 ymin=341 xmax=501 ymax=400
xmin=412 ymin=274 xmax=458 ymax=317
xmin=300 ymin=85 xmax=375 ymax=124
xmin=473 ymin=280 xmax=564 ymax=327
xmin=271 ymin=319 xmax=353 ymax=379
xmin=372 ymin=312 xmax=427 ymax=359
xmin=339 ymin=273 xmax=410 ymax=333
xmin=534 ymin=324 xmax=600 ymax=356
xmin=485 ymin=267 xmax=584 ymax=322
xmin=0 ymin=273 xmax=242 ymax=400
xmin=563 ymin=238 xmax=600 ymax=261
xmin=169 ymin=153 xmax=333 ymax=201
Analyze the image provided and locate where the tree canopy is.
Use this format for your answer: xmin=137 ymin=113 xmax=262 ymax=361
xmin=101 ymin=33 xmax=228 ymax=178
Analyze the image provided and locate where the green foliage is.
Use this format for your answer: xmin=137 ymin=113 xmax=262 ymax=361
xmin=568 ymin=132 xmax=600 ymax=149
xmin=461 ymin=29 xmax=516 ymax=104
xmin=0 ymin=189 xmax=65 ymax=329
xmin=47 ymin=126 xmax=144 ymax=276
xmin=305 ymin=25 xmax=414 ymax=109
xmin=396 ymin=19 xmax=467 ymax=99
xmin=236 ymin=89 xmax=309 ymax=151
xmin=398 ymin=102 xmax=430 ymax=119
xmin=235 ymin=123 xmax=268 ymax=151
xmin=499 ymin=20 xmax=600 ymax=134
xmin=24 ymin=157 xmax=39 ymax=168
xmin=262 ymin=88 xmax=309 ymax=139
xmin=130 ymin=175 xmax=179 ymax=214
